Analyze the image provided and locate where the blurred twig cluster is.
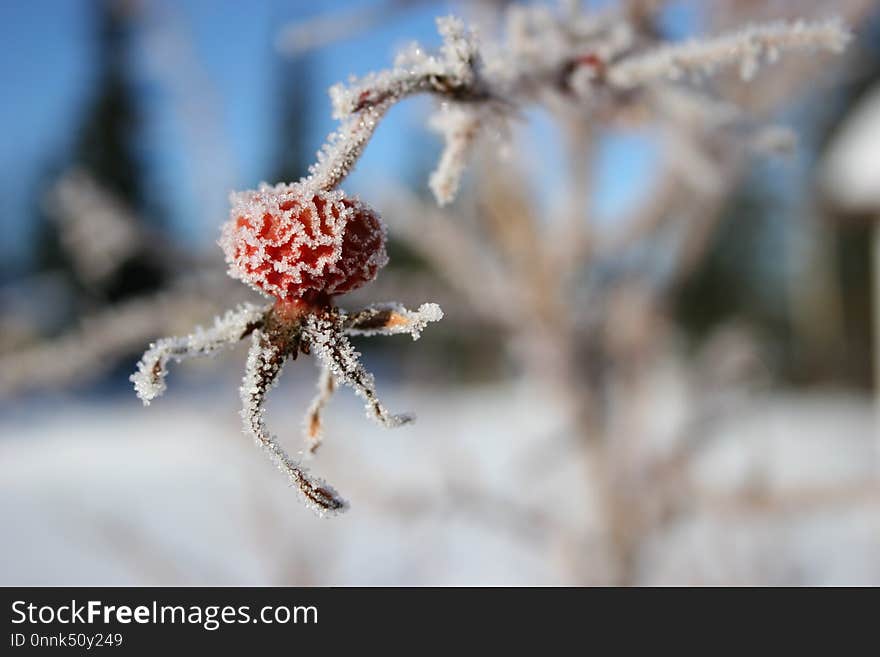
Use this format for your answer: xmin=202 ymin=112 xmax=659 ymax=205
xmin=279 ymin=0 xmax=878 ymax=583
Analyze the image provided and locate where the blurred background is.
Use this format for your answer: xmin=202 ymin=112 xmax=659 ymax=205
xmin=2 ymin=0 xmax=880 ymax=585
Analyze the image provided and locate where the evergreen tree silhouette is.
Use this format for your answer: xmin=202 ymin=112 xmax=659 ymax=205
xmin=34 ymin=0 xmax=165 ymax=305
xmin=270 ymin=53 xmax=313 ymax=185
xmin=72 ymin=0 xmax=146 ymax=211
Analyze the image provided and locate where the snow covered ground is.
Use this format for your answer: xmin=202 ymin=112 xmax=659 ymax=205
xmin=1 ymin=373 xmax=879 ymax=585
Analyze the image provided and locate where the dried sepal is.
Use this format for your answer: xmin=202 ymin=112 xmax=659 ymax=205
xmin=131 ymin=302 xmax=267 ymax=405
xmin=342 ymin=302 xmax=443 ymax=341
xmin=303 ymin=309 xmax=414 ymax=427
xmin=241 ymin=329 xmax=347 ymax=516
xmin=303 ymin=366 xmax=336 ymax=455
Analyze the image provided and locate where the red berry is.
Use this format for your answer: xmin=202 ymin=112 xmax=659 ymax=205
xmin=220 ymin=183 xmax=388 ymax=301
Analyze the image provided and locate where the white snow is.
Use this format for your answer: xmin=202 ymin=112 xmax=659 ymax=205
xmin=823 ymin=83 xmax=880 ymax=212
xmin=1 ymin=379 xmax=878 ymax=585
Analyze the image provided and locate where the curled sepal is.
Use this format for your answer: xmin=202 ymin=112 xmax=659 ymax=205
xmin=241 ymin=329 xmax=348 ymax=516
xmin=303 ymin=310 xmax=414 ymax=428
xmin=342 ymin=302 xmax=443 ymax=340
xmin=303 ymin=366 xmax=336 ymax=455
xmin=131 ymin=303 xmax=267 ymax=405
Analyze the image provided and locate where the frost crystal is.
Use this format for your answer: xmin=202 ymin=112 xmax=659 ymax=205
xmin=327 ymin=15 xmax=481 ymax=120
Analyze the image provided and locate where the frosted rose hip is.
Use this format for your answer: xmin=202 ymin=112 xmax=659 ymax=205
xmin=220 ymin=183 xmax=388 ymax=301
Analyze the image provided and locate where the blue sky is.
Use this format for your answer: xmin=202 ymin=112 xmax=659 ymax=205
xmin=0 ymin=0 xmax=699 ymax=272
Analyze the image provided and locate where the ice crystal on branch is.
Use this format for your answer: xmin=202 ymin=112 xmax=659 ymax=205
xmin=306 ymin=16 xmax=489 ymax=197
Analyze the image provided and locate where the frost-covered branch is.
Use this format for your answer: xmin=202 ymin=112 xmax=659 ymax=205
xmin=241 ymin=329 xmax=347 ymax=515
xmin=328 ymin=16 xmax=483 ymax=119
xmin=131 ymin=303 xmax=267 ymax=405
xmin=342 ymin=302 xmax=443 ymax=340
xmin=292 ymin=8 xmax=850 ymax=208
xmin=305 ymin=16 xmax=486 ymax=193
xmin=306 ymin=104 xmax=390 ymax=193
xmin=608 ymin=18 xmax=851 ymax=87
xmin=303 ymin=310 xmax=414 ymax=427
